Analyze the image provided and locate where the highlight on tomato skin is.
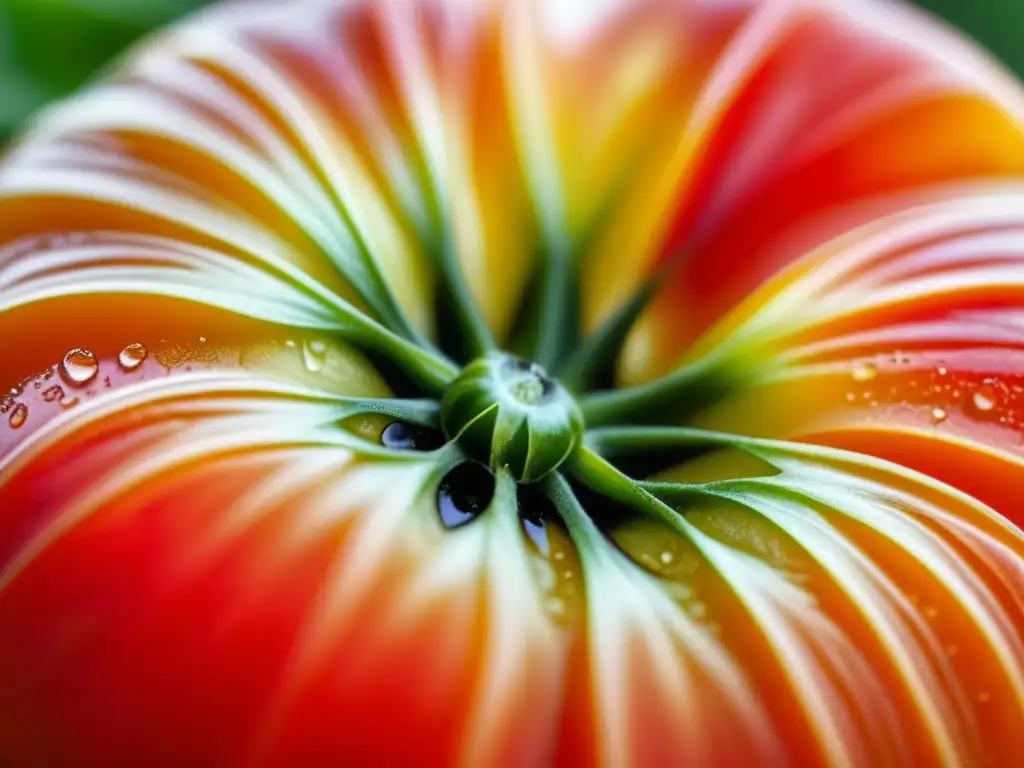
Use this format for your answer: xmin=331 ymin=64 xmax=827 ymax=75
xmin=1 ymin=0 xmax=1024 ymax=765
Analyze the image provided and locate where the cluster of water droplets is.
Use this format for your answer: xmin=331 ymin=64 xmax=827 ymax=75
xmin=1 ymin=336 xmax=344 ymax=435
xmin=845 ymin=353 xmax=1024 ymax=435
xmin=374 ymin=415 xmax=584 ymax=622
xmin=2 ymin=343 xmax=151 ymax=432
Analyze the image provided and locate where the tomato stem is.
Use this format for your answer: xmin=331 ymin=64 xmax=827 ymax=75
xmin=562 ymin=445 xmax=684 ymax=527
xmin=335 ymin=397 xmax=441 ymax=428
xmin=540 ymin=472 xmax=607 ymax=559
xmin=435 ymin=236 xmax=497 ymax=361
xmin=557 ymin=277 xmax=659 ymax=393
xmin=528 ymin=241 xmax=578 ymax=371
xmin=348 ymin=316 xmax=460 ymax=394
xmin=584 ymin=425 xmax=743 ymax=457
xmin=579 ymin=355 xmax=730 ymax=426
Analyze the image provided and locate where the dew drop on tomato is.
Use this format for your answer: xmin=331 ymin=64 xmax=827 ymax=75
xmin=516 ymin=483 xmax=553 ymax=555
xmin=59 ymin=349 xmax=99 ymax=387
xmin=970 ymin=381 xmax=998 ymax=417
xmin=118 ymin=343 xmax=148 ymax=372
xmin=302 ymin=340 xmax=327 ymax=372
xmin=380 ymin=421 xmax=445 ymax=451
xmin=851 ymin=361 xmax=878 ymax=383
xmin=7 ymin=403 xmax=27 ymax=429
xmin=437 ymin=462 xmax=494 ymax=528
xmin=41 ymin=385 xmax=78 ymax=410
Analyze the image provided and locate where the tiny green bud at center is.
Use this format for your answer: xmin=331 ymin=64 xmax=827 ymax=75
xmin=441 ymin=353 xmax=584 ymax=483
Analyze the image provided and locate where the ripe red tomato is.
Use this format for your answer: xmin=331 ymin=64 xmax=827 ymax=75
xmin=2 ymin=0 xmax=1024 ymax=765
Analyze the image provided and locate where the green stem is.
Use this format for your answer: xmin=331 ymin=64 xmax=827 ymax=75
xmin=335 ymin=396 xmax=441 ymax=428
xmin=310 ymin=166 xmax=432 ymax=350
xmin=531 ymin=239 xmax=577 ymax=371
xmin=563 ymin=446 xmax=685 ymax=525
xmin=580 ymin=355 xmax=730 ymax=426
xmin=557 ymin=276 xmax=659 ymax=393
xmin=585 ymin=425 xmax=745 ymax=458
xmin=348 ymin=314 xmax=459 ymax=395
xmin=436 ymin=235 xmax=497 ymax=361
xmin=541 ymin=472 xmax=606 ymax=558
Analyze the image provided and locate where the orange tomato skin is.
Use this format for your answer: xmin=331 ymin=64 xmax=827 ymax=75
xmin=2 ymin=1 xmax=1024 ymax=766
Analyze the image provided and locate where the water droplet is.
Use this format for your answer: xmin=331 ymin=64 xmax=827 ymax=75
xmin=284 ymin=339 xmax=297 ymax=348
xmin=851 ymin=361 xmax=878 ymax=382
xmin=945 ymin=644 xmax=959 ymax=658
xmin=923 ymin=606 xmax=938 ymax=619
xmin=342 ymin=413 xmax=386 ymax=441
xmin=0 ymin=395 xmax=13 ymax=414
xmin=437 ymin=462 xmax=494 ymax=529
xmin=529 ymin=558 xmax=558 ymax=592
xmin=118 ymin=343 xmax=148 ymax=371
xmin=8 ymin=403 xmax=27 ymax=429
xmin=42 ymin=385 xmax=79 ymax=409
xmin=936 ymin=365 xmax=949 ymax=377
xmin=845 ymin=392 xmax=857 ymax=403
xmin=971 ymin=383 xmax=998 ymax=417
xmin=380 ymin=421 xmax=445 ymax=451
xmin=660 ymin=550 xmax=675 ymax=565
xmin=42 ymin=385 xmax=64 ymax=403
xmin=198 ymin=336 xmax=207 ymax=344
xmin=302 ymin=340 xmax=328 ymax=372
xmin=544 ymin=597 xmax=566 ymax=617
xmin=931 ymin=408 xmax=948 ymax=424
xmin=517 ymin=484 xmax=553 ymax=556
xmin=60 ymin=349 xmax=98 ymax=387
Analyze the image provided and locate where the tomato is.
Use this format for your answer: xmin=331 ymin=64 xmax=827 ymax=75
xmin=1 ymin=0 xmax=1024 ymax=765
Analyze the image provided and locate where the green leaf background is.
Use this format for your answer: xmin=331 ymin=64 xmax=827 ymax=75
xmin=0 ymin=0 xmax=208 ymax=142
xmin=0 ymin=0 xmax=1022 ymax=145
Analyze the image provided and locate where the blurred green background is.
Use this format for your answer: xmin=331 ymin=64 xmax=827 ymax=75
xmin=0 ymin=0 xmax=1022 ymax=145
xmin=0 ymin=0 xmax=207 ymax=142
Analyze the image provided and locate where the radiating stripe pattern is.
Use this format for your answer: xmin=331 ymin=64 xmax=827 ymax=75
xmin=1 ymin=0 xmax=1023 ymax=765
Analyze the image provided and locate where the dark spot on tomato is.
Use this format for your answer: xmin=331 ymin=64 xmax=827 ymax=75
xmin=516 ymin=483 xmax=555 ymax=555
xmin=381 ymin=421 xmax=445 ymax=451
xmin=437 ymin=462 xmax=494 ymax=528
xmin=569 ymin=479 xmax=640 ymax=534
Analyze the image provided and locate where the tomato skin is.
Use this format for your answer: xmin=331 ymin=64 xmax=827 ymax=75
xmin=3 ymin=0 xmax=1024 ymax=765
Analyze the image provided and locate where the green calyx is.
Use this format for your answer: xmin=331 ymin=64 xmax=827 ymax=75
xmin=441 ymin=352 xmax=585 ymax=483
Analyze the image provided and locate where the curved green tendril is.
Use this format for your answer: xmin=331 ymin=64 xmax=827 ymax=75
xmin=563 ymin=445 xmax=688 ymax=526
xmin=346 ymin=311 xmax=460 ymax=394
xmin=579 ymin=353 xmax=753 ymax=427
xmin=435 ymin=236 xmax=497 ymax=360
xmin=541 ymin=472 xmax=606 ymax=559
xmin=557 ymin=275 xmax=660 ymax=393
xmin=528 ymin=239 xmax=578 ymax=372
xmin=334 ymin=396 xmax=441 ymax=428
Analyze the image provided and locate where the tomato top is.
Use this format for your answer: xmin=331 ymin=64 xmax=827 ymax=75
xmin=1 ymin=0 xmax=1024 ymax=766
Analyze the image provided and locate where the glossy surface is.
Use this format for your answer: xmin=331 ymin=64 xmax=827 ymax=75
xmin=1 ymin=0 xmax=1024 ymax=765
